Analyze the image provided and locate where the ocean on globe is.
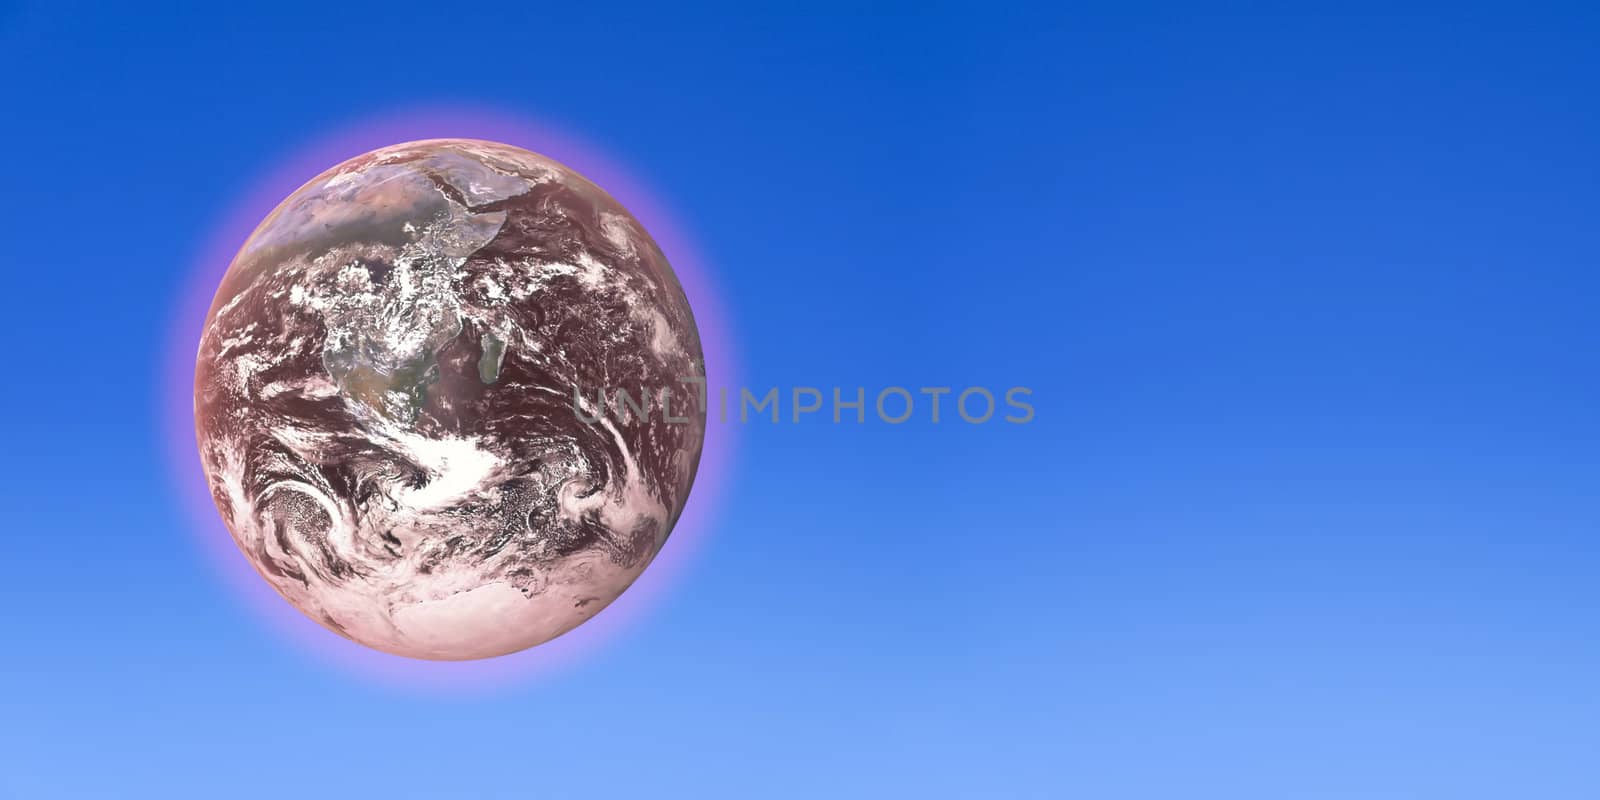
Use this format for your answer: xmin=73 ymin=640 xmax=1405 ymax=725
xmin=194 ymin=139 xmax=705 ymax=660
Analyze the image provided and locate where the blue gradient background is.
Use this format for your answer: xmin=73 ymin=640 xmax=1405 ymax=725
xmin=3 ymin=3 xmax=1599 ymax=798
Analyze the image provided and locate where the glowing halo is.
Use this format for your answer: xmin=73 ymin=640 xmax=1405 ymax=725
xmin=161 ymin=106 xmax=738 ymax=692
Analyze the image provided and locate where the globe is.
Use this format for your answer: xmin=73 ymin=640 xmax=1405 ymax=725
xmin=194 ymin=139 xmax=705 ymax=660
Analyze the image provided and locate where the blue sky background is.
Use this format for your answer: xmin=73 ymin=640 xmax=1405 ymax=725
xmin=3 ymin=2 xmax=1600 ymax=798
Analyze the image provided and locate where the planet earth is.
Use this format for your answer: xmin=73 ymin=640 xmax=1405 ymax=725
xmin=194 ymin=139 xmax=705 ymax=660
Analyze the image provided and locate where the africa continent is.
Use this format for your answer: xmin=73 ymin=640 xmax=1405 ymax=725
xmin=194 ymin=139 xmax=705 ymax=660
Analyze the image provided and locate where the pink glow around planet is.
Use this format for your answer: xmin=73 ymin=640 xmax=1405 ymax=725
xmin=194 ymin=139 xmax=705 ymax=660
